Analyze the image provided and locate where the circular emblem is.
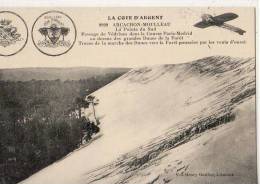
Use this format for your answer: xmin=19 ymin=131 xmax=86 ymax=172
xmin=0 ymin=11 xmax=28 ymax=56
xmin=32 ymin=11 xmax=76 ymax=56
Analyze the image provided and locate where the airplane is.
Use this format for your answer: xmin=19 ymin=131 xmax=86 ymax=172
xmin=194 ymin=13 xmax=246 ymax=35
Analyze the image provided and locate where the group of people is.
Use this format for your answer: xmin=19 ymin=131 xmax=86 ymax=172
xmin=131 ymin=112 xmax=235 ymax=168
xmin=165 ymin=112 xmax=235 ymax=150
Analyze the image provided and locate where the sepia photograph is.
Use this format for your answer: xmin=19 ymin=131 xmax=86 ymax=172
xmin=0 ymin=6 xmax=257 ymax=184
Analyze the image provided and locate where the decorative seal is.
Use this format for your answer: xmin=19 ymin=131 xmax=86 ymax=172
xmin=32 ymin=11 xmax=77 ymax=56
xmin=0 ymin=11 xmax=28 ymax=56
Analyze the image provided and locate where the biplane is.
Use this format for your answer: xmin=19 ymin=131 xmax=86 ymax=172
xmin=194 ymin=13 xmax=246 ymax=35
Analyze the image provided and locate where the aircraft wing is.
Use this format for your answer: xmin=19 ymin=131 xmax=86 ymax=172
xmin=213 ymin=13 xmax=238 ymax=23
xmin=219 ymin=23 xmax=246 ymax=35
xmin=193 ymin=21 xmax=212 ymax=28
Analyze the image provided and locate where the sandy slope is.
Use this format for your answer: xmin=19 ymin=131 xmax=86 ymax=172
xmin=20 ymin=56 xmax=256 ymax=184
xmin=104 ymin=97 xmax=255 ymax=184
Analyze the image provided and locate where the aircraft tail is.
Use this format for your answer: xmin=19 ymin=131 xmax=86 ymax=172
xmin=220 ymin=23 xmax=246 ymax=35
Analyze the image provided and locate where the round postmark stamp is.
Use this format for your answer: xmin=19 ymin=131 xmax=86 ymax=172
xmin=0 ymin=11 xmax=28 ymax=56
xmin=32 ymin=11 xmax=77 ymax=56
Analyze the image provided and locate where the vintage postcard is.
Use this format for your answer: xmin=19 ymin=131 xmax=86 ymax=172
xmin=0 ymin=7 xmax=256 ymax=184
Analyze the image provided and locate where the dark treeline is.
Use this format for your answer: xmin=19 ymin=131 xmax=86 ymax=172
xmin=0 ymin=73 xmax=121 ymax=184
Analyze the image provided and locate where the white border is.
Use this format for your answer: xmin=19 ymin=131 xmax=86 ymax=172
xmin=0 ymin=0 xmax=258 ymax=7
